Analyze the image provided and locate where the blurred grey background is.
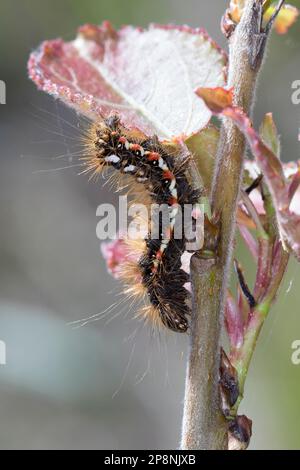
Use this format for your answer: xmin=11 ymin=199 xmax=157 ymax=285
xmin=0 ymin=0 xmax=299 ymax=450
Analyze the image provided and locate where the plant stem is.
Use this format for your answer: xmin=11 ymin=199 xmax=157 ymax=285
xmin=181 ymin=0 xmax=274 ymax=450
xmin=181 ymin=254 xmax=228 ymax=450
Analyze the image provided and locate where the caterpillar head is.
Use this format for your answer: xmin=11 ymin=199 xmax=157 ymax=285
xmin=94 ymin=115 xmax=122 ymax=159
xmin=81 ymin=115 xmax=123 ymax=178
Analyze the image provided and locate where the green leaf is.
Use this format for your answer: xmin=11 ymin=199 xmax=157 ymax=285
xmin=259 ymin=112 xmax=280 ymax=158
xmin=185 ymin=125 xmax=220 ymax=191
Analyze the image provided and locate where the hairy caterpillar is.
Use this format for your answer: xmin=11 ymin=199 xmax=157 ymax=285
xmin=83 ymin=115 xmax=200 ymax=333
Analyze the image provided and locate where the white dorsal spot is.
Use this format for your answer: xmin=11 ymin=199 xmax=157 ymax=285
xmin=105 ymin=154 xmax=120 ymax=164
xmin=124 ymin=165 xmax=137 ymax=173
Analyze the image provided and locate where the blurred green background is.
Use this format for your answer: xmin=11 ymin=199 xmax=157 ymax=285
xmin=0 ymin=0 xmax=299 ymax=450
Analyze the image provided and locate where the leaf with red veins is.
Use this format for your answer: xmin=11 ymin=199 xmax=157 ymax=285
xmin=196 ymin=86 xmax=300 ymax=261
xmin=28 ymin=22 xmax=227 ymax=140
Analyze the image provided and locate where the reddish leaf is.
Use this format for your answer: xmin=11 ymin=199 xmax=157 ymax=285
xmin=197 ymin=87 xmax=300 ymax=261
xmin=225 ymin=292 xmax=244 ymax=349
xmin=245 ymin=159 xmax=300 ymax=217
xmin=28 ymin=22 xmax=227 ymax=140
xmin=196 ymin=87 xmax=233 ymax=114
xmin=288 ymin=164 xmax=300 ymax=202
xmin=237 ymin=285 xmax=250 ymax=324
xmin=254 ymin=238 xmax=273 ymax=300
xmin=238 ymin=225 xmax=259 ymax=260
